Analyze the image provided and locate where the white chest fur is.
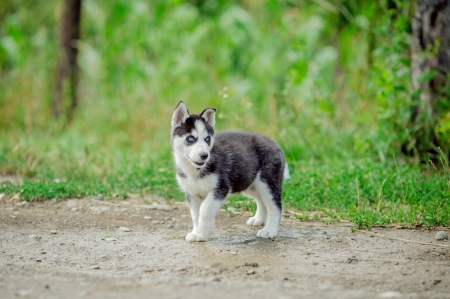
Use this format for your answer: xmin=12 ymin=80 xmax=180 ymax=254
xmin=176 ymin=171 xmax=217 ymax=198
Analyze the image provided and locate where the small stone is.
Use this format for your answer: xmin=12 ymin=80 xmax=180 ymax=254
xmin=247 ymin=270 xmax=256 ymax=275
xmin=435 ymin=231 xmax=448 ymax=240
xmin=230 ymin=251 xmax=237 ymax=255
xmin=29 ymin=235 xmax=38 ymax=239
xmin=71 ymin=208 xmax=78 ymax=212
xmin=147 ymin=204 xmax=176 ymax=211
xmin=89 ymin=206 xmax=110 ymax=213
xmin=379 ymin=291 xmax=403 ymax=298
xmin=66 ymin=199 xmax=78 ymax=208
xmin=17 ymin=290 xmax=33 ymax=297
xmin=167 ymin=224 xmax=174 ymax=228
xmin=118 ymin=227 xmax=131 ymax=232
xmin=144 ymin=216 xmax=152 ymax=220
xmin=50 ymin=230 xmax=57 ymax=234
xmin=90 ymin=265 xmax=100 ymax=270
xmin=103 ymin=237 xmax=119 ymax=241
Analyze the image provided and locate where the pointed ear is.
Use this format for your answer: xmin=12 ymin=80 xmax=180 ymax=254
xmin=200 ymin=107 xmax=216 ymax=128
xmin=171 ymin=101 xmax=190 ymax=127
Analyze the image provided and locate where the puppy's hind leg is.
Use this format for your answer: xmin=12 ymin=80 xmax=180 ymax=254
xmin=254 ymin=178 xmax=282 ymax=239
xmin=247 ymin=196 xmax=267 ymax=226
xmin=244 ymin=186 xmax=267 ymax=226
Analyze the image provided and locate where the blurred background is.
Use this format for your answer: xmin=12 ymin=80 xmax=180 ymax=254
xmin=1 ymin=0 xmax=449 ymax=227
xmin=0 ymin=0 xmax=449 ymax=179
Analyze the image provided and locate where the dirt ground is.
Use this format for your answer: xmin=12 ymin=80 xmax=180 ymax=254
xmin=1 ymin=194 xmax=450 ymax=299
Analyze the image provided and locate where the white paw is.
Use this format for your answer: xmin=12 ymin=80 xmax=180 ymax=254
xmin=186 ymin=232 xmax=198 ymax=242
xmin=197 ymin=226 xmax=214 ymax=240
xmin=257 ymin=227 xmax=278 ymax=239
xmin=185 ymin=232 xmax=208 ymax=242
xmin=246 ymin=216 xmax=265 ymax=226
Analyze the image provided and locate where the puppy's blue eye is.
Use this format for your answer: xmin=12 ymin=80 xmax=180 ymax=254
xmin=205 ymin=137 xmax=210 ymax=143
xmin=187 ymin=136 xmax=196 ymax=143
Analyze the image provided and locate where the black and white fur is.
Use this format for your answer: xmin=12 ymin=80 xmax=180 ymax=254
xmin=171 ymin=101 xmax=287 ymax=242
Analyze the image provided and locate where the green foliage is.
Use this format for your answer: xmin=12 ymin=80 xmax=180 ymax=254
xmin=0 ymin=1 xmax=449 ymax=228
xmin=436 ymin=113 xmax=450 ymax=150
xmin=0 ymin=0 xmax=415 ymax=157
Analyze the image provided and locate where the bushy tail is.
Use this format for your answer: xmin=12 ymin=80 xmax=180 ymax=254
xmin=283 ymin=163 xmax=291 ymax=180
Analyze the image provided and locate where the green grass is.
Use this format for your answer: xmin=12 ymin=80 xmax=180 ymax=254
xmin=1 ymin=129 xmax=449 ymax=229
xmin=228 ymin=158 xmax=450 ymax=229
xmin=0 ymin=129 xmax=181 ymax=201
xmin=1 ymin=1 xmax=449 ymax=229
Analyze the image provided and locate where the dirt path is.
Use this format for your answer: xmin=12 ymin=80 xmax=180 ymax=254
xmin=1 ymin=197 xmax=449 ymax=299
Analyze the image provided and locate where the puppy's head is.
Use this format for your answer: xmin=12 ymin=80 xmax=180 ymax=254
xmin=171 ymin=101 xmax=216 ymax=169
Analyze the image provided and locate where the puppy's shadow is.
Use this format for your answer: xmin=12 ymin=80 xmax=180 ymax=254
xmin=207 ymin=225 xmax=323 ymax=251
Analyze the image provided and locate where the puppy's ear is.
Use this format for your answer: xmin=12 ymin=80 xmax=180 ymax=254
xmin=200 ymin=107 xmax=216 ymax=128
xmin=172 ymin=101 xmax=190 ymax=127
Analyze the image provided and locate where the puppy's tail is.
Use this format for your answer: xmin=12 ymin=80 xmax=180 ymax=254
xmin=283 ymin=163 xmax=291 ymax=181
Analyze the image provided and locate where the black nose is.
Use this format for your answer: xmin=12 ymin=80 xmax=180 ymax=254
xmin=200 ymin=152 xmax=208 ymax=160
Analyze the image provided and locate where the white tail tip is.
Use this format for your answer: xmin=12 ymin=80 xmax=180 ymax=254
xmin=283 ymin=163 xmax=291 ymax=180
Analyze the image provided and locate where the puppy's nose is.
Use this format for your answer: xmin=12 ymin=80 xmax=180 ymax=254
xmin=199 ymin=152 xmax=209 ymax=160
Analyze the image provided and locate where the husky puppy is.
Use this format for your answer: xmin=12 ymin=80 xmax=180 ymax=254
xmin=171 ymin=101 xmax=286 ymax=242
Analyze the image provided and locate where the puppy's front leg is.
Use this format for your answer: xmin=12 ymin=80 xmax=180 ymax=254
xmin=186 ymin=194 xmax=202 ymax=242
xmin=193 ymin=192 xmax=223 ymax=242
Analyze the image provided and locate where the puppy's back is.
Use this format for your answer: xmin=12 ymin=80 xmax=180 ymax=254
xmin=211 ymin=131 xmax=285 ymax=193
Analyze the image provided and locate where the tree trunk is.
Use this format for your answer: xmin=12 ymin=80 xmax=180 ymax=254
xmin=53 ymin=0 xmax=82 ymax=124
xmin=410 ymin=0 xmax=450 ymax=156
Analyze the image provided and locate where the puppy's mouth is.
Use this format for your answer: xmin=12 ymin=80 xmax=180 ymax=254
xmin=193 ymin=161 xmax=205 ymax=167
xmin=188 ymin=158 xmax=207 ymax=169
